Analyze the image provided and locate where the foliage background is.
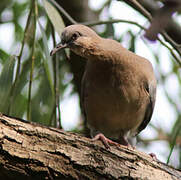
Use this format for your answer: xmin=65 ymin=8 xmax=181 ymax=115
xmin=0 ymin=0 xmax=180 ymax=168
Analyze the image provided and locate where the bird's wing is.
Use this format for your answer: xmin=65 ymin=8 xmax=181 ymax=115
xmin=136 ymin=80 xmax=157 ymax=135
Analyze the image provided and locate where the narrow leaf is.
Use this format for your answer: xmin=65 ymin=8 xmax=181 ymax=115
xmin=43 ymin=0 xmax=70 ymax=59
xmin=43 ymin=0 xmax=65 ymax=37
xmin=0 ymin=55 xmax=16 ymax=113
xmin=38 ymin=21 xmax=54 ymax=96
xmin=0 ymin=49 xmax=10 ymax=63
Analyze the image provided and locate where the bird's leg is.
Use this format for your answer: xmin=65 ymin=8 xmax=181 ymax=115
xmin=92 ymin=133 xmax=119 ymax=148
xmin=118 ymin=136 xmax=135 ymax=149
xmin=119 ymin=137 xmax=129 ymax=146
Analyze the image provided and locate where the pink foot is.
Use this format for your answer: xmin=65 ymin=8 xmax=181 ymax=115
xmin=92 ymin=133 xmax=119 ymax=148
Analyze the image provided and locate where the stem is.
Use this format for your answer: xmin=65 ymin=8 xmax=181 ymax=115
xmin=51 ymin=22 xmax=61 ymax=128
xmin=122 ymin=0 xmax=181 ymax=60
xmin=7 ymin=3 xmax=34 ymax=114
xmin=167 ymin=123 xmax=181 ymax=164
xmin=27 ymin=0 xmax=37 ymax=121
xmin=55 ymin=56 xmax=61 ymax=129
xmin=157 ymin=37 xmax=181 ymax=66
xmin=83 ymin=19 xmax=146 ymax=30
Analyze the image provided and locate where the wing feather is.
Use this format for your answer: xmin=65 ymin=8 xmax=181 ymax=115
xmin=136 ymin=81 xmax=156 ymax=135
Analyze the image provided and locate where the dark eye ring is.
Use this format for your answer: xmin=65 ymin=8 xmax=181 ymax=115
xmin=72 ymin=32 xmax=81 ymax=41
xmin=72 ymin=33 xmax=77 ymax=39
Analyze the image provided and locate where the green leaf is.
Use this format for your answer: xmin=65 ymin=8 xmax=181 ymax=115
xmin=13 ymin=2 xmax=28 ymax=20
xmin=0 ymin=55 xmax=16 ymax=113
xmin=14 ymin=23 xmax=24 ymax=41
xmin=42 ymin=0 xmax=70 ymax=59
xmin=167 ymin=116 xmax=181 ymax=164
xmin=13 ymin=58 xmax=30 ymax=96
xmin=31 ymin=74 xmax=54 ymax=125
xmin=43 ymin=0 xmax=65 ymax=37
xmin=8 ymin=58 xmax=30 ymax=116
xmin=0 ymin=0 xmax=11 ymax=13
xmin=38 ymin=21 xmax=54 ymax=96
xmin=128 ymin=30 xmax=136 ymax=53
xmin=0 ymin=49 xmax=10 ymax=63
xmin=10 ymin=93 xmax=27 ymax=117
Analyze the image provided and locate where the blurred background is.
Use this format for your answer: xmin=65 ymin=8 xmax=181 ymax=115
xmin=0 ymin=0 xmax=180 ymax=168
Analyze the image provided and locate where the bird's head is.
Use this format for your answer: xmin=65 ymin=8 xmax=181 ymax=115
xmin=50 ymin=24 xmax=100 ymax=57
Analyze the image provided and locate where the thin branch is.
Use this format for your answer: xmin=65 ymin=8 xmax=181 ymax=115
xmin=51 ymin=22 xmax=61 ymax=129
xmin=7 ymin=3 xmax=34 ymax=115
xmin=83 ymin=19 xmax=146 ymax=30
xmin=50 ymin=0 xmax=77 ymax=24
xmin=27 ymin=0 xmax=37 ymax=121
xmin=122 ymin=0 xmax=181 ymax=58
xmin=161 ymin=32 xmax=181 ymax=57
xmin=129 ymin=0 xmax=152 ymax=21
xmin=167 ymin=123 xmax=181 ymax=164
xmin=162 ymin=31 xmax=181 ymax=50
xmin=157 ymin=37 xmax=181 ymax=66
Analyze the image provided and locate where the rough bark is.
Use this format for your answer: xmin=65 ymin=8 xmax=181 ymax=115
xmin=0 ymin=114 xmax=180 ymax=180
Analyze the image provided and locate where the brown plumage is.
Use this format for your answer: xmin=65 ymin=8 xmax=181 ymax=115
xmin=50 ymin=24 xmax=157 ymax=148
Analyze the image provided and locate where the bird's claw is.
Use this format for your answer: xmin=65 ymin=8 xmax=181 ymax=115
xmin=92 ymin=133 xmax=119 ymax=149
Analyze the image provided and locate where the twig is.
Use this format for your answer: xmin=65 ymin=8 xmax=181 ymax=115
xmin=7 ymin=1 xmax=34 ymax=114
xmin=129 ymin=0 xmax=152 ymax=21
xmin=83 ymin=19 xmax=146 ymax=30
xmin=157 ymin=37 xmax=181 ymax=66
xmin=27 ymin=0 xmax=37 ymax=121
xmin=122 ymin=0 xmax=181 ymax=59
xmin=50 ymin=0 xmax=77 ymax=24
xmin=167 ymin=123 xmax=181 ymax=164
xmin=51 ymin=22 xmax=61 ymax=128
xmin=161 ymin=32 xmax=181 ymax=55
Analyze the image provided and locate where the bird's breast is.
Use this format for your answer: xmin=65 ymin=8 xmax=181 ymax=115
xmin=83 ymin=60 xmax=148 ymax=139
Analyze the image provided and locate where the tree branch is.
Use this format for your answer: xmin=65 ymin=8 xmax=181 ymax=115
xmin=120 ymin=0 xmax=181 ymax=43
xmin=121 ymin=0 xmax=181 ymax=57
xmin=0 ymin=113 xmax=180 ymax=179
xmin=83 ymin=19 xmax=146 ymax=30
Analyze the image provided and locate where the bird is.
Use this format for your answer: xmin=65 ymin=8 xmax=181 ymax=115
xmin=50 ymin=24 xmax=157 ymax=148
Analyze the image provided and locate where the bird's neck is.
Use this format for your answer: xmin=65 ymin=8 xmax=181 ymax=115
xmin=87 ymin=39 xmax=128 ymax=65
xmin=71 ymin=38 xmax=130 ymax=65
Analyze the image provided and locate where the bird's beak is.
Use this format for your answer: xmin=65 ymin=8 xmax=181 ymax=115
xmin=50 ymin=43 xmax=67 ymax=56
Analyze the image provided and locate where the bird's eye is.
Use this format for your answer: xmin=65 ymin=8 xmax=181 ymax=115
xmin=72 ymin=33 xmax=78 ymax=40
xmin=71 ymin=32 xmax=81 ymax=41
